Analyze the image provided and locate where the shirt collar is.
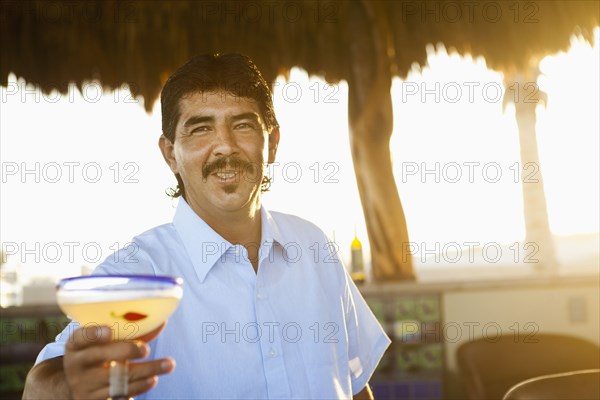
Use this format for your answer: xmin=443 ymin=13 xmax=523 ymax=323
xmin=259 ymin=206 xmax=285 ymax=262
xmin=172 ymin=198 xmax=284 ymax=283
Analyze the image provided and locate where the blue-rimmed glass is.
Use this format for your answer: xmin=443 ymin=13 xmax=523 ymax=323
xmin=57 ymin=275 xmax=183 ymax=400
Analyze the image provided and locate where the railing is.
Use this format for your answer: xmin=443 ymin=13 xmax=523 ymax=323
xmin=0 ymin=305 xmax=70 ymax=399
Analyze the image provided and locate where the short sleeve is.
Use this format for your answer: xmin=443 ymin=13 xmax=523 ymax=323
xmin=35 ymin=320 xmax=79 ymax=364
xmin=343 ymin=273 xmax=391 ymax=395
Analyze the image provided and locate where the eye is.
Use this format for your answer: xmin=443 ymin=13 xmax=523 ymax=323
xmin=235 ymin=122 xmax=252 ymax=129
xmin=191 ymin=126 xmax=211 ymax=134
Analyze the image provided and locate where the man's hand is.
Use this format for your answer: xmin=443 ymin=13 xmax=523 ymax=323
xmin=24 ymin=324 xmax=174 ymax=400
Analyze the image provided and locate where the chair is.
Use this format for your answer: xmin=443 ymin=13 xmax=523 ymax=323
xmin=457 ymin=334 xmax=600 ymax=400
xmin=502 ymin=369 xmax=600 ymax=400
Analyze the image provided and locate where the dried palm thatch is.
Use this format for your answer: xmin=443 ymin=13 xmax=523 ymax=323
xmin=2 ymin=1 xmax=597 ymax=108
xmin=1 ymin=0 xmax=598 ymax=281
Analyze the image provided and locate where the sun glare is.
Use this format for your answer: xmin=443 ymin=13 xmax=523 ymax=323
xmin=1 ymin=29 xmax=598 ymax=279
xmin=536 ymin=29 xmax=600 ymax=236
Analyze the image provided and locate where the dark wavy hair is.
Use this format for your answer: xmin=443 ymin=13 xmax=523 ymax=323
xmin=161 ymin=53 xmax=279 ymax=198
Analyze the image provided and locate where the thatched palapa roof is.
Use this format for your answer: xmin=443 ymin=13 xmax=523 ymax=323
xmin=1 ymin=0 xmax=598 ymax=111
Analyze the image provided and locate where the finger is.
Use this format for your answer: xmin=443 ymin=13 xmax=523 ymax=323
xmin=128 ymin=375 xmax=159 ymax=398
xmin=66 ymin=326 xmax=112 ymax=351
xmin=64 ymin=364 xmax=110 ymax=395
xmin=83 ymin=360 xmax=171 ymax=400
xmin=128 ymin=357 xmax=175 ymax=382
xmin=86 ymin=376 xmax=159 ymax=400
xmin=67 ymin=340 xmax=148 ymax=368
xmin=128 ymin=359 xmax=173 ymax=397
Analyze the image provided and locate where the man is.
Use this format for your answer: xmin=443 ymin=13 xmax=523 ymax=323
xmin=24 ymin=53 xmax=390 ymax=399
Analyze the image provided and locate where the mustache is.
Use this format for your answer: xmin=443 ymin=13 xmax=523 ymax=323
xmin=202 ymin=156 xmax=256 ymax=179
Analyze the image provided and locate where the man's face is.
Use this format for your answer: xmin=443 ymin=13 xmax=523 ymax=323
xmin=160 ymin=90 xmax=279 ymax=218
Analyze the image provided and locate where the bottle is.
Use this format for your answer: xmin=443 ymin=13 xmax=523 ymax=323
xmin=350 ymin=231 xmax=366 ymax=284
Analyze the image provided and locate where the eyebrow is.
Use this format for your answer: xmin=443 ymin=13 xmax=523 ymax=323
xmin=183 ymin=115 xmax=213 ymax=129
xmin=231 ymin=112 xmax=261 ymax=123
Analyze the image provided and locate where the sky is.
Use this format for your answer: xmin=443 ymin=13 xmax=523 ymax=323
xmin=1 ymin=29 xmax=598 ymax=282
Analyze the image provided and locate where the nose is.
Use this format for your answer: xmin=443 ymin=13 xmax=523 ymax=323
xmin=212 ymin=126 xmax=239 ymax=158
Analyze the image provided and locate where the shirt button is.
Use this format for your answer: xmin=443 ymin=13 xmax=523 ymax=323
xmin=256 ymin=292 xmax=268 ymax=300
xmin=268 ymin=348 xmax=278 ymax=358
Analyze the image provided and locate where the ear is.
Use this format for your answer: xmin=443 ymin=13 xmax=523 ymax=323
xmin=159 ymin=135 xmax=179 ymax=174
xmin=267 ymin=128 xmax=280 ymax=164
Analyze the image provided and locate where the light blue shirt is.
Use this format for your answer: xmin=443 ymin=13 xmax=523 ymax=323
xmin=37 ymin=199 xmax=390 ymax=399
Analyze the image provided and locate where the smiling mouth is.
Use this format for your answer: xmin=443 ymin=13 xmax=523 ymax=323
xmin=214 ymin=171 xmax=239 ymax=181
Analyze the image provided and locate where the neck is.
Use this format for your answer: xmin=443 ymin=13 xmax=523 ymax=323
xmin=214 ymin=206 xmax=262 ymax=246
xmin=186 ymin=197 xmax=262 ymax=271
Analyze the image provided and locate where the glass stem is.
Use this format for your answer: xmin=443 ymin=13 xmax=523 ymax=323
xmin=108 ymin=360 xmax=131 ymax=400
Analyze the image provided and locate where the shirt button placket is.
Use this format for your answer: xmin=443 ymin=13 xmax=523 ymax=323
xmin=255 ymin=287 xmax=290 ymax=398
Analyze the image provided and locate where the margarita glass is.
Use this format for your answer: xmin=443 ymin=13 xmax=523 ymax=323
xmin=57 ymin=275 xmax=183 ymax=400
